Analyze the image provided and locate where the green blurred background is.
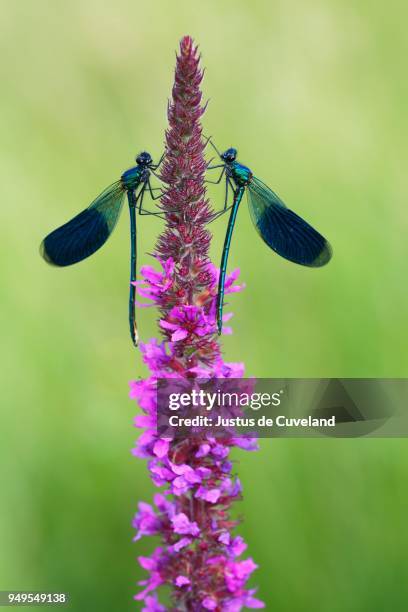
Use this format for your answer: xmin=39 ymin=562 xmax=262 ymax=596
xmin=1 ymin=0 xmax=407 ymax=609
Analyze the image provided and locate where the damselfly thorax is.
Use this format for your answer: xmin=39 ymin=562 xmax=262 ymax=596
xmin=227 ymin=162 xmax=253 ymax=187
xmin=121 ymin=165 xmax=150 ymax=192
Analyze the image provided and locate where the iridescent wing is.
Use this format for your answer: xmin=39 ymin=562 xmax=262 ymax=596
xmin=247 ymin=177 xmax=332 ymax=267
xmin=40 ymin=181 xmax=125 ymax=266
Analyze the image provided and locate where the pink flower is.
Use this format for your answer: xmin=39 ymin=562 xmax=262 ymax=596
xmin=174 ymin=575 xmax=190 ymax=587
xmin=135 ymin=257 xmax=175 ymax=306
xmin=132 ymin=503 xmax=160 ymax=541
xmin=225 ymin=559 xmax=258 ymax=593
xmin=229 ymin=536 xmax=248 ymax=558
xmin=171 ymin=512 xmax=200 ymax=536
xmin=169 ymin=536 xmax=191 ymax=552
xmin=195 ymin=486 xmax=221 ymax=504
xmin=160 ymin=305 xmax=213 ymax=342
xmin=131 ymin=35 xmax=263 ymax=610
xmin=152 ymin=438 xmax=170 ymax=459
xmin=141 ymin=593 xmax=166 ymax=612
xmin=202 ymin=596 xmax=218 ymax=609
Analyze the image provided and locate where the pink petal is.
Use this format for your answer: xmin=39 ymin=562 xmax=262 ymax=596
xmin=153 ymin=438 xmax=170 ymax=458
xmin=171 ymin=328 xmax=188 ymax=342
xmin=160 ymin=320 xmax=178 ymax=331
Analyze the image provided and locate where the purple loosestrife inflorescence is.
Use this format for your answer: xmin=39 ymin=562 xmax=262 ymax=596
xmin=130 ymin=36 xmax=264 ymax=611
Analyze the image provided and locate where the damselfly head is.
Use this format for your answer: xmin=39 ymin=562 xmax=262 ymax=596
xmin=221 ymin=148 xmax=237 ymax=163
xmin=136 ymin=151 xmax=153 ymax=166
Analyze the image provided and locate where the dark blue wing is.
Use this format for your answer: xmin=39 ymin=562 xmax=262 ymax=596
xmin=247 ymin=177 xmax=332 ymax=267
xmin=40 ymin=181 xmax=125 ymax=266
